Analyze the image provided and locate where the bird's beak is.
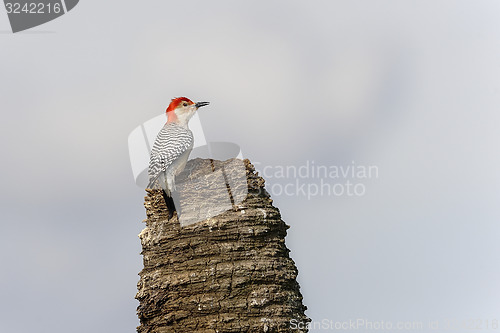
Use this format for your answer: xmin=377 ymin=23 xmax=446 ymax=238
xmin=195 ymin=101 xmax=210 ymax=109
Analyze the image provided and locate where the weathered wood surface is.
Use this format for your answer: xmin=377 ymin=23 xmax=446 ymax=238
xmin=137 ymin=158 xmax=310 ymax=332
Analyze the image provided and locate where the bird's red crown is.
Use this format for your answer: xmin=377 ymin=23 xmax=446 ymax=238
xmin=166 ymin=97 xmax=194 ymax=113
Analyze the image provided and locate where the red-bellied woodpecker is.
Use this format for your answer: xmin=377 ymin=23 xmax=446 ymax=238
xmin=147 ymin=97 xmax=210 ymax=219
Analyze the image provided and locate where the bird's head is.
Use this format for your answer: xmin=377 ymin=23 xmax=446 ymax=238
xmin=166 ymin=97 xmax=209 ymax=126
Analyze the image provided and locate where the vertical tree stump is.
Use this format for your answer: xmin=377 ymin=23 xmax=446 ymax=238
xmin=136 ymin=159 xmax=310 ymax=332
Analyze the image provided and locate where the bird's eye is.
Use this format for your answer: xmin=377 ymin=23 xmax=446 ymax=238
xmin=183 ymin=102 xmax=188 ymax=107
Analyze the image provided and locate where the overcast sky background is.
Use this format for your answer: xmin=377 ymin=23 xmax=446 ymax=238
xmin=1 ymin=1 xmax=500 ymax=332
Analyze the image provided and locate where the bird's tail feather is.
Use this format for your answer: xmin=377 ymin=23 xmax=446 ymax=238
xmin=162 ymin=190 xmax=176 ymax=220
xmin=147 ymin=174 xmax=160 ymax=189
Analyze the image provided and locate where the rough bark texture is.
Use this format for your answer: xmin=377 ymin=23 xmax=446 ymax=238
xmin=136 ymin=158 xmax=310 ymax=332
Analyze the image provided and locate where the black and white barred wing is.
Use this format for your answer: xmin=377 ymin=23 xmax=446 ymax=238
xmin=147 ymin=124 xmax=193 ymax=189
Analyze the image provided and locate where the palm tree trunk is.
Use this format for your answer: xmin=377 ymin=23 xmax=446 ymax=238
xmin=136 ymin=159 xmax=310 ymax=332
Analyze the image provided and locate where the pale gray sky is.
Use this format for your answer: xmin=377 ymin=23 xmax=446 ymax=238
xmin=1 ymin=1 xmax=499 ymax=332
